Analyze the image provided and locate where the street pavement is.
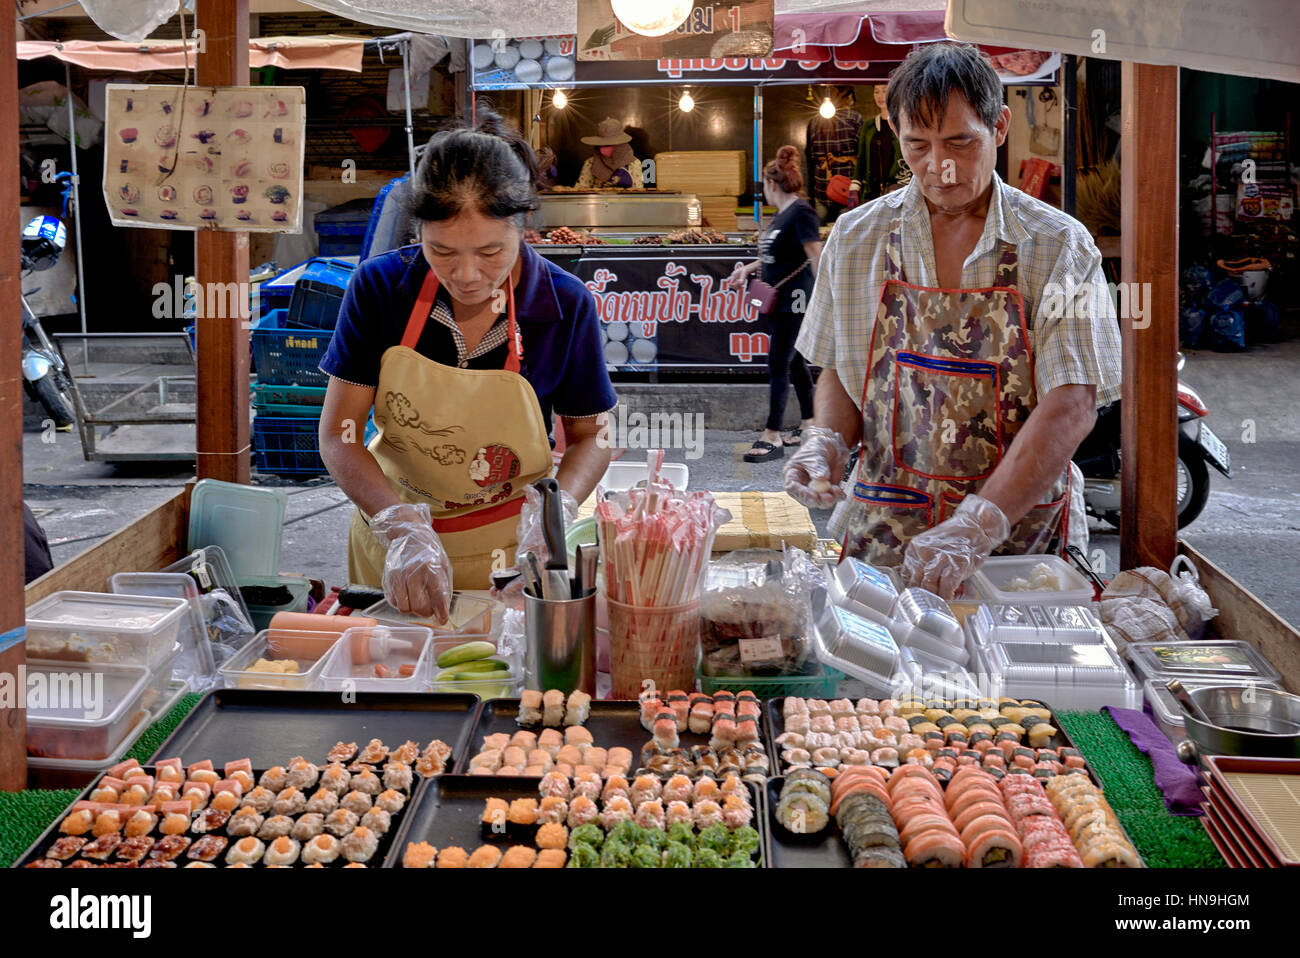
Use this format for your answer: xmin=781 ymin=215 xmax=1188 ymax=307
xmin=21 ymin=336 xmax=1300 ymax=630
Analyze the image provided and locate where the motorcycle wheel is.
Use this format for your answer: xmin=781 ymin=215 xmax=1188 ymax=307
xmin=1100 ymin=437 xmax=1211 ymax=530
xmin=32 ymin=372 xmax=75 ymax=429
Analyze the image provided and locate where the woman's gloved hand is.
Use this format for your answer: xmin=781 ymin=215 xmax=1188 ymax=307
xmin=607 ymin=168 xmax=634 ymax=188
xmin=783 ymin=425 xmax=851 ymax=509
xmin=370 ymin=502 xmax=452 ymax=621
xmin=901 ymin=494 xmax=1010 ymax=600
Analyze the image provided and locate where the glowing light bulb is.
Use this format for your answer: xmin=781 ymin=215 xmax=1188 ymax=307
xmin=552 ymin=89 xmax=567 ymax=110
xmin=679 ymin=91 xmax=695 ymax=113
xmin=611 ymin=0 xmax=694 ymax=37
xmin=819 ymin=97 xmax=836 ymax=119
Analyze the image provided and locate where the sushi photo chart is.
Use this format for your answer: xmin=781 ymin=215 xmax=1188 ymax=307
xmin=102 ymin=84 xmax=306 ymax=232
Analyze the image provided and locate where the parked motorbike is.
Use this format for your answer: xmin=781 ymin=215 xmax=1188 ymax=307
xmin=20 ymin=173 xmax=76 ymax=430
xmin=1074 ymin=354 xmax=1230 ymax=529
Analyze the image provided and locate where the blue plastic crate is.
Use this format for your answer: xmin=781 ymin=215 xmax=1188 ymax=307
xmin=252 ymin=414 xmax=328 ymax=477
xmin=286 ymin=258 xmax=355 ymax=331
xmin=315 ymin=198 xmax=373 ymax=258
xmin=251 ymin=310 xmax=331 ymax=386
xmin=252 ymin=382 xmax=327 ymax=408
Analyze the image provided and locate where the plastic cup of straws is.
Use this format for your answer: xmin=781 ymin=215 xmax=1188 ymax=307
xmin=606 ymin=597 xmax=702 ymax=699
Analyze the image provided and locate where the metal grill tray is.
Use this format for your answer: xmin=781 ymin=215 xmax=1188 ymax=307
xmin=466 ymin=697 xmax=768 ymax=762
xmin=386 ymin=773 xmax=766 ymax=867
xmin=14 ymin=764 xmax=428 ymax=869
xmin=147 ymin=689 xmax=480 ymax=771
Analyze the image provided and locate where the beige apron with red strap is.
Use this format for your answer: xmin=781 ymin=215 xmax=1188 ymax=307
xmin=347 ymin=269 xmax=553 ymax=590
xmin=833 ymin=216 xmax=1070 ymax=566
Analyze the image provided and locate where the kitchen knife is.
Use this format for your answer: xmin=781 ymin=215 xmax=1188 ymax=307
xmin=534 ymin=477 xmax=570 ymax=601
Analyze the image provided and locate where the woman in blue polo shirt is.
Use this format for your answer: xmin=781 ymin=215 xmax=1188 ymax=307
xmin=319 ymin=110 xmax=616 ymax=616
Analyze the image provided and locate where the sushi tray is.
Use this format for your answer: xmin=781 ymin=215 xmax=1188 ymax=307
xmin=765 ymin=695 xmax=1099 ymax=787
xmin=466 ymin=694 xmax=770 ymax=780
xmin=387 ymin=773 xmax=766 ymax=868
xmin=148 ymin=689 xmax=480 ymax=771
xmin=16 ymin=750 xmax=434 ymax=868
xmin=1200 ymin=787 xmax=1271 ymax=868
xmin=1202 ymin=756 xmax=1300 ymax=867
xmin=766 ymin=763 xmax=1144 ymax=868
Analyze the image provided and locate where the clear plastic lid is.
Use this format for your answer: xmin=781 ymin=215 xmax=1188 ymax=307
xmin=891 ymin=588 xmax=963 ymax=648
xmin=364 ymin=592 xmax=502 ymax=637
xmin=163 ymin=545 xmax=254 ymax=626
xmin=811 ymin=591 xmax=900 ymax=695
xmin=25 ymin=591 xmax=189 ymax=668
xmin=987 ymin=640 xmax=1131 ymax=687
xmin=317 ymin=625 xmax=433 ymax=693
xmin=830 ymin=558 xmax=899 ymax=617
xmin=969 ymin=555 xmax=1094 ymax=605
xmin=1127 ymin=640 xmax=1281 ymax=684
xmin=970 ymin=603 xmax=1108 ymax=647
xmin=187 ymin=479 xmax=288 ymax=578
xmin=109 ymin=572 xmax=217 ymax=690
xmin=892 ymin=645 xmax=981 ymax=700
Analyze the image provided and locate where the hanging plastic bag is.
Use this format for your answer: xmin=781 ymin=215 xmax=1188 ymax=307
xmin=1166 ymin=555 xmax=1218 ymax=642
xmin=200 ymin=588 xmax=256 ymax=668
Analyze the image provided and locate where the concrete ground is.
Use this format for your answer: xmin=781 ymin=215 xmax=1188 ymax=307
xmin=22 ymin=335 xmax=1300 ymax=630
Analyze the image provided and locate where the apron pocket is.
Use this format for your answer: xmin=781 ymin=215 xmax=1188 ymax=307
xmin=843 ymin=481 xmax=934 ymax=566
xmin=893 ymin=351 xmax=1002 ymax=482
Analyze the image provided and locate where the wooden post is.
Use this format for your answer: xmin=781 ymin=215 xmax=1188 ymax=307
xmin=1119 ymin=62 xmax=1179 ymax=570
xmin=0 ymin=2 xmax=26 ymax=790
xmin=194 ymin=0 xmax=251 ymax=483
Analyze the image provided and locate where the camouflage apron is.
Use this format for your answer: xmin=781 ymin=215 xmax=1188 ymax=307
xmin=834 ymin=217 xmax=1070 ymax=567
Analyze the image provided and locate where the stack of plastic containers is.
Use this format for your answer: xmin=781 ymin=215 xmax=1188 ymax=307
xmin=826 ymin=557 xmax=899 ymax=627
xmin=965 ymin=602 xmax=1141 ymax=709
xmin=966 ymin=555 xmax=1095 ymax=605
xmin=1127 ymin=640 xmax=1284 ymax=741
xmin=810 ymin=588 xmax=901 ymax=698
xmin=109 ymin=572 xmax=219 ymax=693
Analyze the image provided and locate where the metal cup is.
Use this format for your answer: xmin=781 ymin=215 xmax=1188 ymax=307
xmin=524 ymin=585 xmax=596 ymax=695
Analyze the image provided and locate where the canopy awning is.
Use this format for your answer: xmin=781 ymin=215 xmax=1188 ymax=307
xmin=16 ymin=35 xmax=367 ymax=73
xmin=771 ymin=10 xmax=947 ymax=61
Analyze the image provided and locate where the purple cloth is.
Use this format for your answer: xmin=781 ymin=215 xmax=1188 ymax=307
xmin=1104 ymin=706 xmax=1204 ymax=816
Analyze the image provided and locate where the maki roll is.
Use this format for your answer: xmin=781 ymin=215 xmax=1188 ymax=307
xmin=599 ymin=840 xmax=632 ymax=868
xmin=776 ymin=791 xmax=829 ymax=834
xmin=965 ymin=829 xmax=1024 ymax=868
xmin=665 ymin=800 xmax=692 ymax=827
xmin=341 ymin=826 xmax=379 ymax=863
xmin=599 ymin=796 xmax=633 ymax=830
xmin=292 ymin=814 xmax=325 ymax=842
xmin=662 ymin=842 xmax=692 ymax=868
xmin=518 ymin=690 xmax=543 ymax=726
xmin=567 ymin=843 xmax=600 ymax=868
xmin=903 ymin=830 xmax=964 ymax=867
xmin=564 ymin=690 xmax=592 ymax=726
xmin=630 ymin=844 xmax=661 ymax=868
xmin=697 ymin=823 xmax=731 ymax=855
xmin=566 ymin=796 xmax=599 ymax=828
xmin=634 ymin=800 xmax=666 ymax=831
xmin=729 ymin=825 xmax=761 ymax=858
xmin=538 ymin=796 xmax=568 ymax=825
xmin=693 ymin=848 xmax=724 ymax=868
xmin=542 ymin=689 xmax=566 ymax=727
xmin=693 ymin=799 xmax=724 ymax=829
xmin=854 ymin=846 xmax=907 ymax=868
xmin=568 ymin=823 xmax=603 ymax=849
xmin=667 ymin=822 xmax=695 ymax=846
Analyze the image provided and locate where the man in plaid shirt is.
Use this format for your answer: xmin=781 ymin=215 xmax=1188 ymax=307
xmin=805 ymin=86 xmax=863 ymax=221
xmin=784 ymin=43 xmax=1121 ymax=598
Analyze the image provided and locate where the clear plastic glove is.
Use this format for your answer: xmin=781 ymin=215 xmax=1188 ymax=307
xmin=783 ymin=425 xmax=851 ymax=509
xmin=901 ymin=495 xmax=1010 ymax=600
xmin=370 ymin=502 xmax=452 ymax=621
xmin=514 ymin=483 xmax=578 ymax=568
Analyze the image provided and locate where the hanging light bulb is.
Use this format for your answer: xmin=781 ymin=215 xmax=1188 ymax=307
xmin=679 ymin=89 xmax=695 ymax=113
xmin=819 ymin=96 xmax=836 ymax=119
xmin=611 ymin=0 xmax=694 ymax=37
xmin=552 ymin=89 xmax=568 ymax=110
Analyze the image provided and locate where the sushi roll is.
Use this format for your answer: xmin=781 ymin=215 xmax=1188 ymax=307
xmin=301 ymin=834 xmax=340 ymax=865
xmin=286 ymin=758 xmax=319 ymax=790
xmin=538 ymin=796 xmax=568 ymax=824
xmin=341 ymin=790 xmax=373 ymax=816
xmin=403 ymin=842 xmax=438 ymax=868
xmin=599 ymin=795 xmax=634 ymax=830
xmin=225 ymin=835 xmax=264 ymax=865
xmin=565 ymin=795 xmax=599 ymax=828
xmin=564 ymin=690 xmax=592 ymax=726
xmin=538 ymin=770 xmax=570 ymax=799
xmin=965 ymin=829 xmax=1024 ymax=868
xmin=292 ymin=814 xmax=325 ymax=842
xmin=468 ymin=845 xmax=503 ymax=868
xmin=542 ymin=689 xmax=566 ymax=727
xmin=518 ymin=689 xmax=544 ymax=726
xmin=662 ymin=774 xmax=693 ymax=805
xmin=629 ymin=774 xmax=662 ymax=806
xmin=324 ymin=808 xmax=360 ymax=837
xmin=259 ymin=766 xmax=289 ymax=792
xmin=319 ymin=764 xmax=350 ymax=796
xmin=435 ymin=846 xmax=468 ymax=868
xmin=507 ymin=798 xmax=539 ymax=828
xmin=571 ymin=773 xmax=601 ymax=802
xmin=634 ymin=799 xmax=666 ymax=830
xmin=903 ymin=829 xmax=964 ymax=867
xmin=226 ymin=805 xmax=263 ymax=837
xmin=601 ymin=774 xmax=630 ymax=802
xmin=536 ymin=822 xmax=568 ymax=849
xmin=266 ymin=837 xmax=301 ymax=868
xmin=361 ymin=808 xmax=391 ymax=836
xmin=341 ymin=825 xmax=379 ymax=863
xmin=499 ymin=846 xmax=538 ymax=868
xmin=383 ymin=762 xmax=413 ymax=792
xmin=776 ymin=791 xmax=829 ymax=834
xmin=722 ymin=794 xmax=753 ymax=829
xmin=653 ymin=712 xmax=679 ymax=750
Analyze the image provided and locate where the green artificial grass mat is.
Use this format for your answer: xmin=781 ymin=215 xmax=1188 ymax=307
xmin=1058 ymin=710 xmax=1225 ymax=869
xmin=0 ymin=692 xmax=201 ymax=868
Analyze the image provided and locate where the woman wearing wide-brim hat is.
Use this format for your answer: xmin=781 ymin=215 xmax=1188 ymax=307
xmin=574 ymin=117 xmax=644 ymax=189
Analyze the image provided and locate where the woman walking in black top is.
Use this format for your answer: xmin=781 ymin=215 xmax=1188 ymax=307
xmin=723 ymin=146 xmax=823 ymax=463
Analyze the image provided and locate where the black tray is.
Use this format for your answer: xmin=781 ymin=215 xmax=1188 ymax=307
xmin=14 ymin=765 xmax=427 ymax=869
xmin=148 ymin=690 xmax=480 ymax=770
xmin=765 ymin=696 xmax=1090 ymax=780
xmin=386 ymin=773 xmax=767 ymax=867
xmin=467 ymin=697 xmax=768 ymax=763
xmin=765 ymin=775 xmax=852 ymax=868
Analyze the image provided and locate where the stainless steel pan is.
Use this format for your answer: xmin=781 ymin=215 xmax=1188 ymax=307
xmin=1174 ymin=684 xmax=1300 ymax=763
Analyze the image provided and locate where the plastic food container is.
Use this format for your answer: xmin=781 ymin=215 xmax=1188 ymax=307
xmin=109 ymin=572 xmax=217 ymax=689
xmin=1144 ymin=677 xmax=1285 ymax=741
xmin=364 ymin=592 xmax=502 ymax=637
xmin=26 ymin=661 xmax=153 ymax=761
xmin=968 ymin=555 xmax=1094 ymax=605
xmin=1127 ymin=640 xmax=1283 ymax=685
xmin=892 ymin=645 xmax=981 ymax=700
xmin=889 ymin=588 xmax=968 ymax=666
xmin=238 ymin=573 xmax=312 ymax=632
xmin=428 ymin=632 xmax=522 ymax=699
xmin=163 ymin=545 xmax=255 ymax=631
xmin=983 ymin=640 xmax=1143 ymax=710
xmin=217 ymin=628 xmax=339 ymax=690
xmin=968 ymin=603 xmax=1109 ymax=649
xmin=317 ymin=625 xmax=433 ymax=692
xmin=811 ymin=591 xmax=900 ymax=698
xmin=25 ymin=591 xmax=190 ymax=670
xmin=140 ymin=642 xmax=181 ymax=713
xmin=828 ymin=557 xmax=899 ymax=627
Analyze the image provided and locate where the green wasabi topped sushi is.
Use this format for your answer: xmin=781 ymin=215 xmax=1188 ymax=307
xmin=729 ymin=825 xmax=760 ymax=857
xmin=662 ymin=841 xmax=692 ymax=868
xmin=697 ymin=824 xmax=730 ymax=855
xmin=568 ymin=823 xmax=603 ymax=849
xmin=630 ymin=844 xmax=661 ymax=868
xmin=693 ymin=848 xmax=724 ymax=868
xmin=567 ymin=843 xmax=599 ymax=868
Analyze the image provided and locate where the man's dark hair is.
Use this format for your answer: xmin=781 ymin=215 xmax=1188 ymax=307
xmin=886 ymin=42 xmax=1004 ymax=133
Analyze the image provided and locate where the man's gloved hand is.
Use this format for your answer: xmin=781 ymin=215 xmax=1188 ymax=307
xmin=370 ymin=502 xmax=452 ymax=621
xmin=901 ymin=494 xmax=1010 ymax=600
xmin=783 ymin=425 xmax=851 ymax=510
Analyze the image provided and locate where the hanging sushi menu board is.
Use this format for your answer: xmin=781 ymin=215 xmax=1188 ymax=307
xmin=470 ymin=36 xmax=577 ymax=91
xmin=102 ymin=84 xmax=306 ymax=232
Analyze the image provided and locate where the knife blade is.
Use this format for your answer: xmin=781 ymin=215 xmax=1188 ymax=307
xmin=534 ymin=477 xmax=569 ymax=601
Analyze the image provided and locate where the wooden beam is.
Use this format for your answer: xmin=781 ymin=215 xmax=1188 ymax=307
xmin=0 ymin=0 xmax=27 ymax=790
xmin=1179 ymin=542 xmax=1300 ymax=694
xmin=1119 ymin=62 xmax=1179 ymax=570
xmin=194 ymin=0 xmax=251 ymax=483
xmin=25 ymin=489 xmax=193 ymax=606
